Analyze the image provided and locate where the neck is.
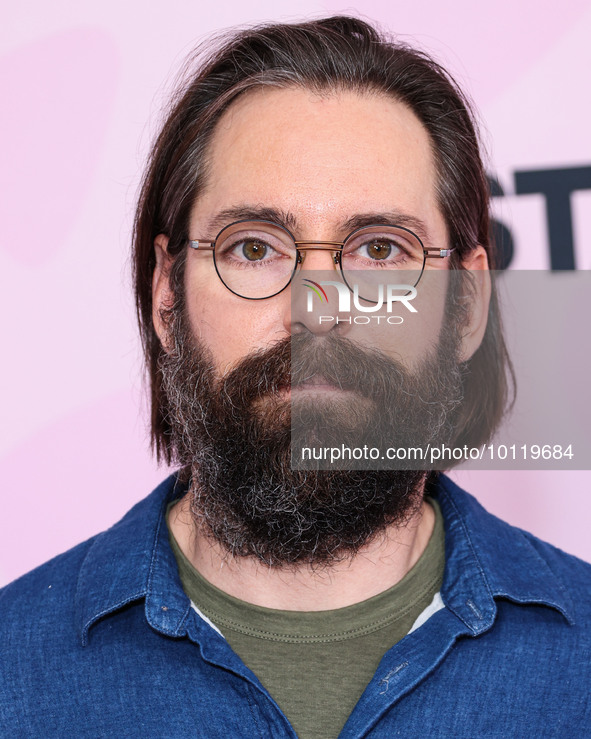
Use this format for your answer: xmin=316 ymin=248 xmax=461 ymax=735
xmin=168 ymin=492 xmax=435 ymax=611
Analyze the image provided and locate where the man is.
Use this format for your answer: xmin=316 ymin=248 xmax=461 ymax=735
xmin=1 ymin=16 xmax=589 ymax=737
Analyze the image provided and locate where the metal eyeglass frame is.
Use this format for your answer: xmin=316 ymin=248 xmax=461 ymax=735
xmin=188 ymin=218 xmax=455 ymax=300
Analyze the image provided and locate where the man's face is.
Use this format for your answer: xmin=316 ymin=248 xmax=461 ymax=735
xmin=180 ymin=87 xmax=451 ymax=375
xmin=153 ymin=87 xmax=488 ymax=566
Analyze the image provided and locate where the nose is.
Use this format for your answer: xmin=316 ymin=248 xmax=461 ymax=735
xmin=283 ymin=247 xmax=351 ymax=336
xmin=296 ymin=246 xmax=340 ymax=272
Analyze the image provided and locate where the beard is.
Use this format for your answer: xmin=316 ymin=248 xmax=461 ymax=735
xmin=159 ymin=296 xmax=466 ymax=568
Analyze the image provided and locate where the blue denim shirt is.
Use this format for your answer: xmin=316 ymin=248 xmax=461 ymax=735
xmin=1 ymin=474 xmax=590 ymax=737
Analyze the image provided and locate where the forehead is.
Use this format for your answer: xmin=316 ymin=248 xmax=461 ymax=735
xmin=191 ymin=86 xmax=444 ymax=241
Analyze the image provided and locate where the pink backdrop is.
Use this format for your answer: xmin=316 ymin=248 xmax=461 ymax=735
xmin=1 ymin=1 xmax=590 ymax=586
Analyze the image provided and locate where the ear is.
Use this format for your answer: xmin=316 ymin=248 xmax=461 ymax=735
xmin=152 ymin=234 xmax=174 ymax=351
xmin=457 ymin=245 xmax=491 ymax=362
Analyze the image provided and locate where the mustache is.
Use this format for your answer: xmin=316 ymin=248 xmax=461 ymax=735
xmin=219 ymin=332 xmax=408 ymax=406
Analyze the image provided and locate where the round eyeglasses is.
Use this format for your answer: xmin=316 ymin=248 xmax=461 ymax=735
xmin=188 ymin=219 xmax=454 ymax=301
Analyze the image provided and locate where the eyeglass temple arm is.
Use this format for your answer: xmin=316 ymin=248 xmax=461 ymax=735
xmin=424 ymin=247 xmax=455 ymax=259
xmin=188 ymin=241 xmax=215 ymax=250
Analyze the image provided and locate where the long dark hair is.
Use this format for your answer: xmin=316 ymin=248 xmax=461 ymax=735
xmin=132 ymin=15 xmax=514 ymax=463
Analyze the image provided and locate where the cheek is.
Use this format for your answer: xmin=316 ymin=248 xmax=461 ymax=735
xmin=184 ymin=269 xmax=286 ymax=374
xmin=347 ymin=270 xmax=449 ymax=367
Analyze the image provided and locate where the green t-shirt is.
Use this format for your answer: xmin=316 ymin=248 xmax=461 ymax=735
xmin=168 ymin=499 xmax=445 ymax=739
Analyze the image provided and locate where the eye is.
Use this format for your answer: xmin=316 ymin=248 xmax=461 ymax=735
xmin=344 ymin=235 xmax=407 ymax=264
xmin=359 ymin=238 xmax=398 ymax=261
xmin=235 ymin=238 xmax=270 ymax=261
xmin=342 ymin=226 xmax=425 ymax=269
xmin=219 ymin=233 xmax=289 ymax=264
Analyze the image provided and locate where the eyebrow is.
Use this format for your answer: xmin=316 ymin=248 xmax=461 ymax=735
xmin=343 ymin=212 xmax=430 ymax=242
xmin=204 ymin=207 xmax=298 ymax=236
xmin=202 ymin=205 xmax=431 ymax=243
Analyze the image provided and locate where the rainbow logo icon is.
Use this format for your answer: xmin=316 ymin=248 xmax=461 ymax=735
xmin=303 ymin=279 xmax=329 ymax=303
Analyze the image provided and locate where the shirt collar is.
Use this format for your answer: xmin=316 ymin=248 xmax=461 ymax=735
xmin=75 ymin=474 xmax=192 ymax=646
xmin=433 ymin=474 xmax=574 ymax=633
xmin=75 ymin=473 xmax=574 ymax=645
